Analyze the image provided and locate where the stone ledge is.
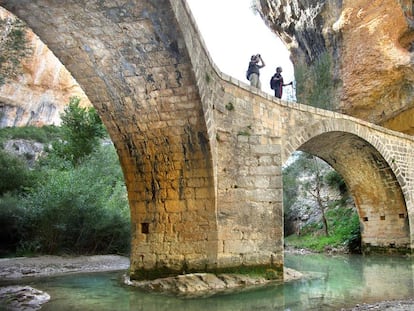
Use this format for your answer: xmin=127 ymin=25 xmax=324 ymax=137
xmin=124 ymin=267 xmax=303 ymax=298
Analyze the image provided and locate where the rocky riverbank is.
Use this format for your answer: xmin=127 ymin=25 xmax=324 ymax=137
xmin=0 ymin=255 xmax=129 ymax=310
xmin=342 ymin=299 xmax=414 ymax=311
xmin=0 ymin=255 xmax=130 ymax=280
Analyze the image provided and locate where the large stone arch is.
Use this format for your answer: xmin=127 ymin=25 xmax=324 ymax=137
xmin=285 ymin=120 xmax=411 ymax=253
xmin=1 ymin=0 xmax=220 ymax=279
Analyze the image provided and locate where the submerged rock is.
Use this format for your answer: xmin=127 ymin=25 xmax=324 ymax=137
xmin=124 ymin=268 xmax=304 ymax=298
xmin=124 ymin=272 xmax=270 ymax=298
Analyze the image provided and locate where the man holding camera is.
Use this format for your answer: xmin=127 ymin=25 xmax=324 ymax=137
xmin=246 ymin=54 xmax=265 ymax=89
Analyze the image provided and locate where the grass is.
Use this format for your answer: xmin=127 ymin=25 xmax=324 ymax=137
xmin=285 ymin=206 xmax=361 ymax=253
xmin=286 ymin=232 xmax=347 ymax=252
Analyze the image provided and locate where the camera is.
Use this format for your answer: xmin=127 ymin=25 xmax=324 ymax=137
xmin=252 ymin=54 xmax=260 ymax=62
xmin=251 ymin=54 xmax=261 ymax=62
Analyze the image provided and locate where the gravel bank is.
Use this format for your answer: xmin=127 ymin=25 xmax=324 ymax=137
xmin=0 ymin=255 xmax=130 ymax=280
xmin=342 ymin=299 xmax=414 ymax=310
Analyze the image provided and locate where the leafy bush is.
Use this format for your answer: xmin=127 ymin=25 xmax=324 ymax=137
xmin=327 ymin=207 xmax=361 ymax=252
xmin=0 ymin=100 xmax=130 ymax=257
xmin=325 ymin=170 xmax=347 ymax=194
xmin=0 ymin=193 xmax=26 ymax=255
xmin=0 ymin=149 xmax=34 ymax=195
xmin=19 ymin=144 xmax=130 ymax=255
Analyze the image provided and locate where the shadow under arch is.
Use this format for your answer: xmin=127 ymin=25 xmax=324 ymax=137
xmin=296 ymin=131 xmax=410 ymax=253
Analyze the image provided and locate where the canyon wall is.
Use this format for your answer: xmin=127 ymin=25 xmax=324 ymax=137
xmin=256 ymin=0 xmax=414 ymax=135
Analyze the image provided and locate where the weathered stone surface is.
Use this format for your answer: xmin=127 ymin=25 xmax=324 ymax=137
xmin=3 ymin=139 xmax=45 ymax=167
xmin=125 ymin=272 xmax=271 ymax=297
xmin=0 ymin=7 xmax=90 ymax=128
xmin=256 ymin=0 xmax=414 ymax=134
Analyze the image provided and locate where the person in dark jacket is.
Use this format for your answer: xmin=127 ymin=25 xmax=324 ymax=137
xmin=270 ymin=66 xmax=292 ymax=99
xmin=246 ymin=54 xmax=265 ymax=89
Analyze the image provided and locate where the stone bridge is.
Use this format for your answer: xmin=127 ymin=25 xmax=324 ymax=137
xmin=2 ymin=0 xmax=414 ymax=280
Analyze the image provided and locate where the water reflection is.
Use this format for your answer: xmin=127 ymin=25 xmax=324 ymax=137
xmin=26 ymin=253 xmax=414 ymax=311
xmin=285 ymin=253 xmax=414 ymax=309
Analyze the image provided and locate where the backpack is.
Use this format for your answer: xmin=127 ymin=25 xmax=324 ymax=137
xmin=270 ymin=75 xmax=275 ymax=90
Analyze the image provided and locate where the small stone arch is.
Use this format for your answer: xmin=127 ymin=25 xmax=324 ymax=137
xmin=285 ymin=121 xmax=411 ymax=253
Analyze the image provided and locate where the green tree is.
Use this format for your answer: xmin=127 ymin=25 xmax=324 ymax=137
xmin=302 ymin=156 xmax=330 ymax=236
xmin=325 ymin=170 xmax=347 ymax=195
xmin=0 ymin=16 xmax=32 ymax=85
xmin=19 ymin=144 xmax=130 ymax=255
xmin=51 ymin=97 xmax=106 ymax=166
xmin=284 ymin=152 xmax=345 ymax=237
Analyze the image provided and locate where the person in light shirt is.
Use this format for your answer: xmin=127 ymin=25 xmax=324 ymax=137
xmin=246 ymin=54 xmax=265 ymax=89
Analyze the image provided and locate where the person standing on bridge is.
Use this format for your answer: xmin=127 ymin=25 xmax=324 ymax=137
xmin=246 ymin=54 xmax=265 ymax=89
xmin=270 ymin=66 xmax=292 ymax=99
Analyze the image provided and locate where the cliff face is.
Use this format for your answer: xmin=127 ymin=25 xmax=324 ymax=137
xmin=257 ymin=0 xmax=414 ymax=135
xmin=0 ymin=7 xmax=90 ymax=128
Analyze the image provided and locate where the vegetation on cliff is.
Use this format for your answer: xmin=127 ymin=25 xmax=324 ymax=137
xmin=0 ymin=15 xmax=32 ymax=86
xmin=295 ymin=52 xmax=336 ymax=110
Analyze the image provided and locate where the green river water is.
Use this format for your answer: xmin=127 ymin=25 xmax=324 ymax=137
xmin=22 ymin=253 xmax=414 ymax=310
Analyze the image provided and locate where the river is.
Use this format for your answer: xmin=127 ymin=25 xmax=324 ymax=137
xmin=16 ymin=253 xmax=414 ymax=310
